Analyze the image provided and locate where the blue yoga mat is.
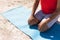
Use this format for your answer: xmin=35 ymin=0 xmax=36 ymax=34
xmin=2 ymin=6 xmax=60 ymax=40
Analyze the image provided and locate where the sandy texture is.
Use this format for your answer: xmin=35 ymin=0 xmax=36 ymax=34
xmin=0 ymin=0 xmax=60 ymax=40
xmin=0 ymin=0 xmax=34 ymax=13
xmin=0 ymin=15 xmax=32 ymax=40
xmin=0 ymin=0 xmax=34 ymax=40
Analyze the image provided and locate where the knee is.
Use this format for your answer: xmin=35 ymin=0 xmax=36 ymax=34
xmin=28 ymin=19 xmax=34 ymax=25
xmin=38 ymin=23 xmax=49 ymax=32
xmin=38 ymin=24 xmax=45 ymax=32
xmin=28 ymin=19 xmax=32 ymax=25
xmin=28 ymin=18 xmax=39 ymax=25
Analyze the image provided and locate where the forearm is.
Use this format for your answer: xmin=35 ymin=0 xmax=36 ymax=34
xmin=50 ymin=11 xmax=58 ymax=18
xmin=47 ymin=0 xmax=60 ymax=23
xmin=41 ymin=0 xmax=60 ymax=24
xmin=46 ymin=10 xmax=60 ymax=24
xmin=32 ymin=0 xmax=39 ymax=16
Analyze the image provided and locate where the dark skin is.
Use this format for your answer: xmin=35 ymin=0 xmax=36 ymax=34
xmin=28 ymin=0 xmax=40 ymax=25
xmin=28 ymin=0 xmax=60 ymax=32
xmin=32 ymin=0 xmax=40 ymax=16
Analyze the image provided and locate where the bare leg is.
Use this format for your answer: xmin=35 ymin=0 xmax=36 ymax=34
xmin=38 ymin=11 xmax=60 ymax=32
xmin=28 ymin=15 xmax=40 ymax=25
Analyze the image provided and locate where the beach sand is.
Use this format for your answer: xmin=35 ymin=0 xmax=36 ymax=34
xmin=0 ymin=0 xmax=34 ymax=40
xmin=0 ymin=0 xmax=60 ymax=40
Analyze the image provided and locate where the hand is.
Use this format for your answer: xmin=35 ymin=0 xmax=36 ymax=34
xmin=28 ymin=14 xmax=39 ymax=25
xmin=29 ymin=14 xmax=36 ymax=19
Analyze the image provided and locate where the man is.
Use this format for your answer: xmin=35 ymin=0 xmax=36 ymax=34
xmin=28 ymin=0 xmax=60 ymax=32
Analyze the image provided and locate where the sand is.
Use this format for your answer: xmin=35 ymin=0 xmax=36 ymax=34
xmin=0 ymin=0 xmax=34 ymax=40
xmin=0 ymin=0 xmax=60 ymax=40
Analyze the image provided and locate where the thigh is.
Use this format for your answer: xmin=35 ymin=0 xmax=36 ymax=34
xmin=34 ymin=10 xmax=46 ymax=21
xmin=39 ymin=14 xmax=59 ymax=28
xmin=47 ymin=15 xmax=59 ymax=28
xmin=38 ymin=14 xmax=51 ymax=32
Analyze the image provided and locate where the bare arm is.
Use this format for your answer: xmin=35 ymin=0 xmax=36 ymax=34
xmin=57 ymin=0 xmax=60 ymax=11
xmin=32 ymin=0 xmax=40 ymax=16
xmin=49 ymin=0 xmax=60 ymax=20
xmin=44 ymin=0 xmax=60 ymax=24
